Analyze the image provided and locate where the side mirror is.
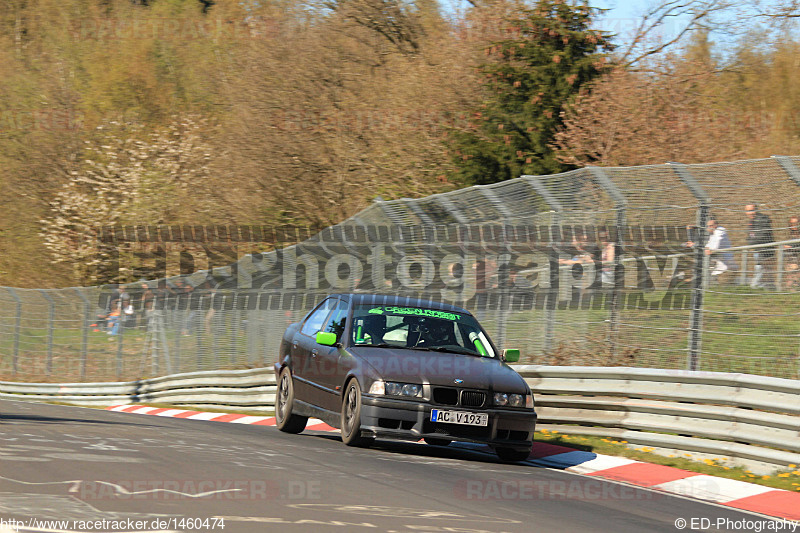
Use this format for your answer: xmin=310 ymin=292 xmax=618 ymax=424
xmin=316 ymin=331 xmax=337 ymax=346
xmin=502 ymin=349 xmax=520 ymax=363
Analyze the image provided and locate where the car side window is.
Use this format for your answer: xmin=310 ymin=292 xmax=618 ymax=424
xmin=301 ymin=299 xmax=337 ymax=337
xmin=322 ymin=300 xmax=348 ymax=342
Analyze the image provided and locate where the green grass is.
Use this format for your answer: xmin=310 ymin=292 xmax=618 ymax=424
xmin=505 ymin=286 xmax=800 ymax=379
xmin=534 ymin=429 xmax=800 ymax=492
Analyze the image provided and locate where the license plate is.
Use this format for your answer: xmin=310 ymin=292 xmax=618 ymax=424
xmin=430 ymin=409 xmax=488 ymax=426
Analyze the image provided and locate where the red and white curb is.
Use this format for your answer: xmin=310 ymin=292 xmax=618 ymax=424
xmin=105 ymin=405 xmax=800 ymax=521
xmin=524 ymin=441 xmax=800 ymax=521
xmin=105 ymin=405 xmax=337 ymax=432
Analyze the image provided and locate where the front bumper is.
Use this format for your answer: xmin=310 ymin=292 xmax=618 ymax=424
xmin=360 ymin=395 xmax=537 ymax=451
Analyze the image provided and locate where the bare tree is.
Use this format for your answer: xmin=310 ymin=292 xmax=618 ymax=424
xmin=551 ymin=67 xmax=765 ymax=167
xmin=610 ymin=0 xmax=739 ymax=68
xmin=757 ymin=0 xmax=800 ymax=17
xmin=40 ymin=117 xmax=215 ymax=284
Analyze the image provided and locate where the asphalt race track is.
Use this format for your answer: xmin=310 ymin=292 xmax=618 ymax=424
xmin=0 ymin=400 xmax=780 ymax=532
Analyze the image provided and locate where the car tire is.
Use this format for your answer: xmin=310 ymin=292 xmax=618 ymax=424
xmin=423 ymin=437 xmax=451 ymax=447
xmin=495 ymin=446 xmax=531 ymax=462
xmin=276 ymin=367 xmax=308 ymax=434
xmin=341 ymin=380 xmax=372 ymax=447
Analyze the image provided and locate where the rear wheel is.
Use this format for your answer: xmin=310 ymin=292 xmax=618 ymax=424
xmin=424 ymin=437 xmax=451 ymax=447
xmin=275 ymin=367 xmax=308 ymax=434
xmin=495 ymin=446 xmax=531 ymax=462
xmin=341 ymin=380 xmax=372 ymax=447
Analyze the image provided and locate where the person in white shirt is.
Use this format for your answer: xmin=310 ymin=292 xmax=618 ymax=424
xmin=705 ymin=219 xmax=738 ymax=278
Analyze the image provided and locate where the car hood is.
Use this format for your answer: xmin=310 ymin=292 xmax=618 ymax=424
xmin=347 ymin=346 xmax=527 ymax=393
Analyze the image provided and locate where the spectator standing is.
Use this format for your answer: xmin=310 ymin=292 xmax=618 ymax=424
xmin=140 ymin=282 xmax=155 ymax=330
xmin=172 ymin=278 xmax=196 ymax=336
xmin=705 ymin=219 xmax=737 ymax=281
xmin=120 ymin=286 xmax=136 ymax=329
xmin=598 ymin=230 xmax=615 ymax=287
xmin=745 ymin=204 xmax=775 ymax=288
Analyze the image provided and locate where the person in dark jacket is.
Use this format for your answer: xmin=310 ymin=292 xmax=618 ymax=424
xmin=745 ymin=204 xmax=775 ymax=288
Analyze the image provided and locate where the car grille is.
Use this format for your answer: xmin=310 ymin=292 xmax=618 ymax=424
xmin=433 ymin=387 xmax=458 ymax=405
xmin=432 ymin=387 xmax=487 ymax=408
xmin=460 ymin=390 xmax=486 ymax=408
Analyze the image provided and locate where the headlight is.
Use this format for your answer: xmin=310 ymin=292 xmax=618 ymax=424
xmin=368 ymin=380 xmax=385 ymax=395
xmin=401 ymin=383 xmax=421 ymax=397
xmin=508 ymin=394 xmax=525 ymax=407
xmin=378 ymin=381 xmax=422 ymax=398
xmin=493 ymin=392 xmax=531 ymax=408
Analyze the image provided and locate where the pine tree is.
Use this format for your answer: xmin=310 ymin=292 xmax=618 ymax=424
xmin=449 ymin=0 xmax=612 ymax=185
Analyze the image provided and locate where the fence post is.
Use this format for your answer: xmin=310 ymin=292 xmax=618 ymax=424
xmin=480 ymin=186 xmax=518 ymax=351
xmin=739 ymin=250 xmax=748 ymax=286
xmin=39 ymin=290 xmax=55 ymax=376
xmin=589 ymin=168 xmax=627 ymax=358
xmin=7 ymin=288 xmax=21 ymax=376
xmin=116 ymin=312 xmax=125 ymax=379
xmin=230 ymin=292 xmax=240 ymax=366
xmin=73 ymin=289 xmax=90 ymax=380
xmin=526 ymin=176 xmax=564 ymax=355
xmin=670 ymin=163 xmax=710 ymax=371
xmin=773 ymin=156 xmax=800 ymax=293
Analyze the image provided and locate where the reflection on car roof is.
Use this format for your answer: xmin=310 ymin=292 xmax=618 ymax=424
xmin=330 ymin=293 xmax=470 ymax=315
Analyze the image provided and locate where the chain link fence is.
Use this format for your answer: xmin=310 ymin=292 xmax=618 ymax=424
xmin=1 ymin=156 xmax=799 ymax=383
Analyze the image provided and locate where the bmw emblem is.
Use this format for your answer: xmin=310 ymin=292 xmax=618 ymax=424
xmin=454 ymin=379 xmax=464 ymax=384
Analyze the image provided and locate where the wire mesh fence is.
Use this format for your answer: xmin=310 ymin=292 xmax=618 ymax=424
xmin=1 ymin=156 xmax=799 ymax=382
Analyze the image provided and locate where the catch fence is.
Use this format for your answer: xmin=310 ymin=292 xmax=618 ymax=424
xmin=1 ymin=156 xmax=799 ymax=382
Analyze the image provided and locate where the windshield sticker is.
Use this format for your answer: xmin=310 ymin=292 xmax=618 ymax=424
xmin=366 ymin=306 xmax=461 ymax=321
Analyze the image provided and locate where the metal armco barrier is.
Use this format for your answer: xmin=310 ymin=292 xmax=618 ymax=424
xmin=1 ymin=365 xmax=798 ymax=471
xmin=518 ymin=366 xmax=800 ymax=471
xmin=0 ymin=367 xmax=276 ymax=409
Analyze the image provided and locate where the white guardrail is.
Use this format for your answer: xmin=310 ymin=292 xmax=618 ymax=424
xmin=1 ymin=366 xmax=798 ymax=471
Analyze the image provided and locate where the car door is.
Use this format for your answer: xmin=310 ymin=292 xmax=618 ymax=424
xmin=314 ymin=299 xmax=351 ymax=412
xmin=291 ymin=298 xmax=337 ymax=404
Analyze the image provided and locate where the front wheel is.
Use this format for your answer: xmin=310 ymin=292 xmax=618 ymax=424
xmin=341 ymin=380 xmax=372 ymax=447
xmin=495 ymin=446 xmax=531 ymax=463
xmin=275 ymin=367 xmax=308 ymax=434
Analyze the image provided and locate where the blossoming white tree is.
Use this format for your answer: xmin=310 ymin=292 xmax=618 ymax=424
xmin=41 ymin=116 xmax=213 ymax=284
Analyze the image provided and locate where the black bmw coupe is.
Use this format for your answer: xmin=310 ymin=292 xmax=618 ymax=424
xmin=274 ymin=294 xmax=537 ymax=462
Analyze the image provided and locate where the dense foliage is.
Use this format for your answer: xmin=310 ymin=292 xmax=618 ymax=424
xmin=1 ymin=0 xmax=799 ymax=286
xmin=448 ymin=1 xmax=612 ymax=184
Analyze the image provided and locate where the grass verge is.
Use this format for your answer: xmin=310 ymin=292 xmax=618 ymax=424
xmin=535 ymin=429 xmax=800 ymax=492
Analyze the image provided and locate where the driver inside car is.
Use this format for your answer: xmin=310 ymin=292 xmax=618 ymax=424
xmin=357 ymin=314 xmax=386 ymax=345
xmin=405 ymin=317 xmax=455 ymax=348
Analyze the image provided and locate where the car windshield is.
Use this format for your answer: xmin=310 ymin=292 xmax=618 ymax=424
xmin=350 ymin=304 xmax=496 ymax=357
